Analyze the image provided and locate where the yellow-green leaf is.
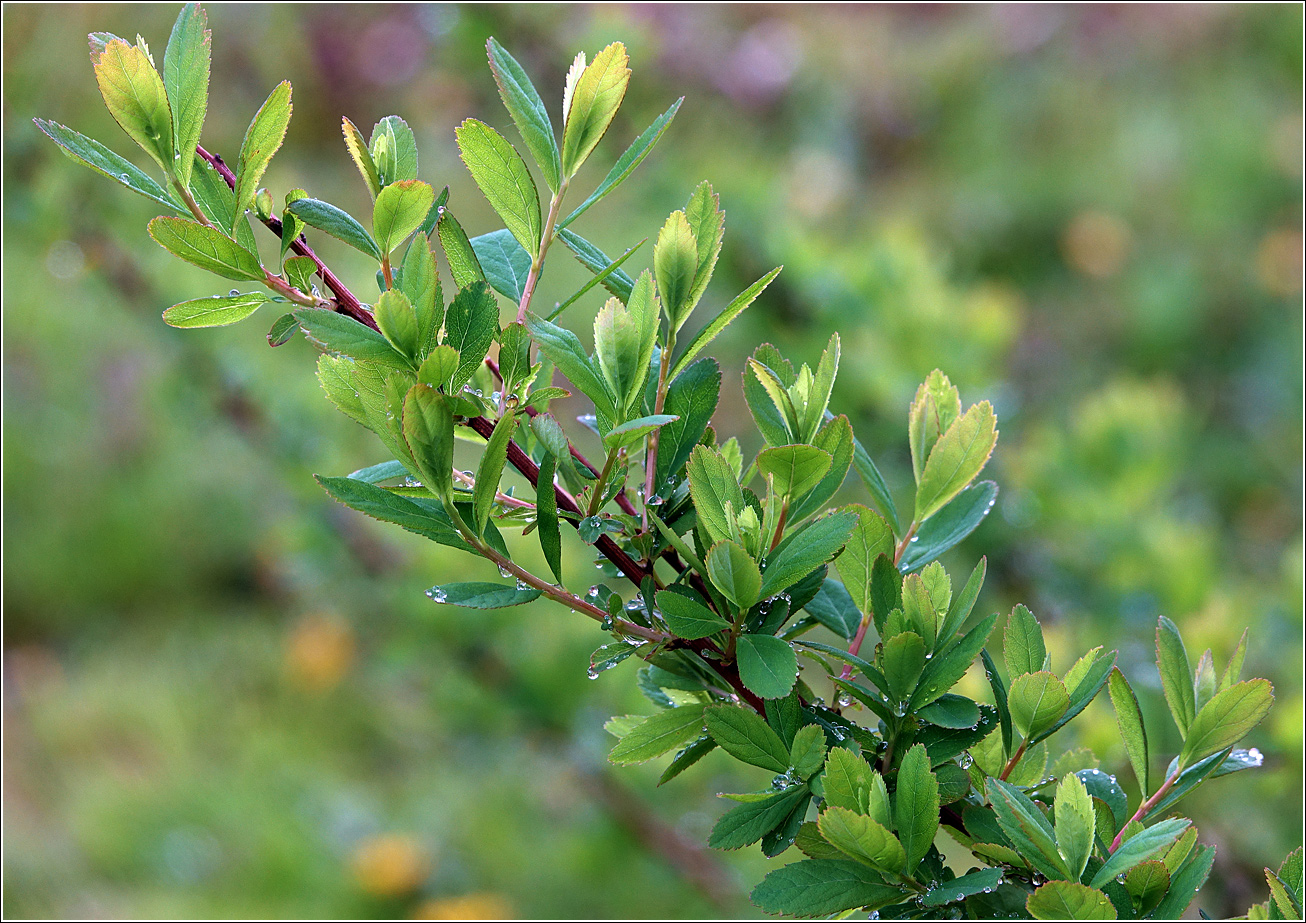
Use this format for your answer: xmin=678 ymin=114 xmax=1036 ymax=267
xmin=914 ymin=400 xmax=998 ymax=524
xmin=560 ymin=42 xmax=630 ymax=178
xmin=93 ymin=39 xmax=173 ymax=172
xmin=233 ymin=81 xmax=292 ymax=234
xmin=456 ymin=118 xmax=541 ymax=258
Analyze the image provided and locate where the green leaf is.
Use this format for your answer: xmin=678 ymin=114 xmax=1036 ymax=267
xmin=1089 ymin=818 xmax=1190 ymax=889
xmin=910 ymin=612 xmax=997 ymax=709
xmin=897 ymin=481 xmax=998 ymax=573
xmin=402 ymin=384 xmax=455 ymax=501
xmin=369 ymin=115 xmax=418 ymax=187
xmin=686 ymin=444 xmax=745 ymax=547
xmin=1055 ymin=772 xmax=1096 ymax=882
xmin=444 ymin=282 xmax=500 ymax=390
xmin=535 ymin=450 xmax=562 ymax=582
xmin=341 ymin=116 xmax=381 ymax=199
xmin=670 ymin=267 xmax=782 ymax=382
xmin=757 ymin=445 xmax=832 ymax=501
xmin=602 ymin=414 xmax=677 ymax=451
xmin=819 ymin=806 xmax=905 ymax=874
xmin=833 ymin=504 xmax=893 ymax=617
xmin=436 ymin=208 xmax=485 ymax=288
xmin=287 ymin=198 xmax=382 ymax=260
xmin=608 ymin=705 xmax=707 ymax=765
xmin=33 ymin=119 xmax=181 ymax=212
xmin=848 ymin=427 xmax=903 ymax=537
xmin=347 ymin=460 xmax=408 ymax=484
xmin=790 ymin=415 xmax=854 ymax=522
xmin=456 ymin=118 xmax=541 ymax=258
xmin=981 ymin=648 xmax=1014 ymax=755
xmin=417 ymin=345 xmax=459 ymax=390
xmin=560 ymin=97 xmax=681 ymax=228
xmin=802 ymin=579 xmax=861 ymax=641
xmin=705 ymin=705 xmax=790 ymax=773
xmin=486 ymin=37 xmax=561 ymax=192
xmin=233 ymin=81 xmax=292 ymax=234
xmin=525 ymin=312 xmax=617 ymax=421
xmin=914 ymin=401 xmax=998 ymax=524
xmin=789 ymin=725 xmax=827 ymax=780
xmin=988 ymin=777 xmax=1072 ymax=881
xmin=747 ymin=357 xmax=801 ymax=443
xmin=1147 ymin=843 xmax=1215 ymax=920
xmin=894 ymin=744 xmax=939 ymax=874
xmin=921 ymin=868 xmax=1005 ymax=907
xmin=1009 ymin=671 xmax=1070 ymax=740
xmin=935 ymin=557 xmax=986 ymax=653
xmin=656 ymin=588 xmax=729 ymax=640
xmin=267 ymin=312 xmax=298 ymax=346
xmin=1266 ymin=867 xmax=1302 ymax=920
xmin=821 ymin=748 xmax=882 ymax=818
xmin=373 ymin=179 xmax=435 ymax=255
xmin=761 ymin=511 xmax=857 ymax=600
xmin=92 ymin=39 xmax=173 ymax=171
xmin=683 ymin=181 xmax=725 ymax=314
xmin=1123 ymin=860 xmax=1169 ymax=915
xmin=1178 ymin=678 xmax=1274 ymax=769
xmin=917 ymin=693 xmax=981 ymax=729
xmin=1219 ymin=629 xmax=1249 ymax=693
xmin=470 ymin=229 xmax=532 ymax=304
xmin=163 ymin=291 xmax=271 ymax=328
xmin=750 ymin=859 xmax=903 ymax=916
xmin=295 ymin=309 xmax=410 ymax=369
xmin=710 ymin=785 xmax=808 ymax=850
xmin=658 ymin=735 xmax=716 ymax=786
xmin=736 ymin=635 xmax=798 ymax=700
xmin=1034 ymin=650 xmax=1115 ymax=744
xmin=427 ymin=581 xmax=540 ymax=608
xmin=147 ymin=216 xmax=263 ymax=281
xmin=472 ymin=413 xmax=518 ymax=534
xmin=655 ymin=359 xmax=721 ymax=486
xmin=375 ymin=289 xmax=419 ymax=358
xmin=315 ymin=475 xmax=469 ymax=552
xmin=400 ymin=237 xmax=442 ymax=355
xmin=162 ymin=3 xmax=208 ymax=188
xmin=909 ymin=370 xmax=961 ymax=484
xmin=593 ymin=295 xmax=643 ymax=408
xmin=1156 ymin=615 xmax=1196 ymax=736
xmin=547 ymin=240 xmax=645 ymax=321
xmin=655 ymin=209 xmax=698 ymax=329
xmin=1005 ymin=604 xmax=1046 ymax=679
xmin=560 ymin=42 xmax=630 ymax=178
xmin=882 ymin=632 xmax=926 ymax=702
xmin=557 ymin=229 xmax=636 ymax=301
xmin=1026 ymin=882 xmax=1118 ymax=920
xmin=623 ymin=270 xmax=661 ymax=414
xmin=707 ymin=540 xmax=762 ymax=610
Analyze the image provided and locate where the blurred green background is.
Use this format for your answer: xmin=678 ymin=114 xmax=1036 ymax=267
xmin=3 ymin=4 xmax=1301 ymax=918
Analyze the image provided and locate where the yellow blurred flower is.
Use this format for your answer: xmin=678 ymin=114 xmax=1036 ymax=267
xmin=413 ymin=893 xmax=513 ymax=919
xmin=285 ymin=613 xmax=355 ymax=691
xmin=351 ymin=833 xmax=430 ymax=897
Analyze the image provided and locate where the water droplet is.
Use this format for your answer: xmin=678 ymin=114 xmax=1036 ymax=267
xmin=229 ymin=289 xmax=239 ymax=296
xmin=837 ymin=693 xmax=854 ymax=708
xmin=909 ymin=535 xmax=920 ymax=543
xmin=426 ymin=587 xmax=448 ymax=603
xmin=586 ymin=668 xmax=599 ymax=680
xmin=121 ymin=173 xmax=131 ymax=181
xmin=497 ymin=565 xmax=512 ymax=578
xmin=894 ymin=702 xmax=908 ymax=717
xmin=958 ymin=753 xmax=974 ymax=769
xmin=588 ymin=586 xmax=600 ymax=597
xmin=600 ymin=615 xmax=614 ymax=630
xmin=515 ymin=579 xmax=530 ymax=591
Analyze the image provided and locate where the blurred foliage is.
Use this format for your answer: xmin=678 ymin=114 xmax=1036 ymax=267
xmin=3 ymin=3 xmax=1301 ymax=918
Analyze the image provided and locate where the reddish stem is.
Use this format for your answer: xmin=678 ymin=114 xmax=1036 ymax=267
xmin=1108 ymin=770 xmax=1179 ymax=853
xmin=839 ymin=615 xmax=871 ymax=682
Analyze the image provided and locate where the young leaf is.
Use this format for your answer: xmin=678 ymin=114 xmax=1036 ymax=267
xmin=833 ymin=504 xmax=893 ymax=617
xmin=267 ymin=312 xmax=298 ymax=346
xmin=987 ymin=777 xmax=1072 ymax=881
xmin=707 ymin=540 xmax=762 ymax=611
xmin=560 ymin=97 xmax=682 ymax=228
xmin=427 ymin=582 xmax=541 ymax=608
xmin=486 ymin=37 xmax=561 ymax=192
xmin=1088 ymin=818 xmax=1190 ymax=889
xmin=444 ymin=282 xmax=500 ymax=390
xmin=162 ymin=2 xmax=209 ymax=188
xmin=400 ymin=237 xmax=442 ymax=355
xmin=655 ymin=210 xmax=698 ymax=329
xmin=1219 ymin=628 xmax=1249 ymax=693
xmin=287 ymin=198 xmax=382 ymax=260
xmin=93 ymin=39 xmax=173 ymax=172
xmin=1178 ymin=678 xmax=1274 ymax=769
xmin=602 ymin=414 xmax=678 ymax=451
xmin=402 ymin=384 xmax=455 ymax=501
xmin=342 ymin=116 xmax=381 ymax=199
xmin=882 ymin=632 xmax=927 ymax=702
xmin=655 ymin=359 xmax=721 ymax=486
xmin=1026 ymin=882 xmax=1117 ymax=920
xmin=560 ymin=42 xmax=630 ymax=178
xmin=436 ymin=208 xmax=486 ymax=288
xmin=1156 ymin=616 xmax=1196 ymax=736
xmin=790 ymin=415 xmax=854 ymax=522
xmin=1148 ymin=844 xmax=1216 ymax=921
xmin=789 ymin=725 xmax=826 ymax=780
xmin=761 ymin=510 xmax=857 ymax=600
xmin=456 ymin=118 xmax=541 ymax=258
xmin=705 ymin=704 xmax=790 ymax=773
xmin=656 ymin=588 xmax=729 ymax=640
xmin=608 ymin=705 xmax=707 ymax=765
xmin=593 ymin=296 xmax=643 ymax=408
xmin=1005 ymin=604 xmax=1046 ymax=679
xmin=683 ymin=181 xmax=725 ymax=313
xmin=1055 ymin=773 xmax=1096 ymax=882
xmin=1123 ymin=861 xmax=1169 ymax=915
xmin=686 ymin=444 xmax=746 ymax=547
xmin=670 ymin=267 xmax=782 ymax=382
xmin=896 ymin=480 xmax=998 ymax=573
xmin=470 ymin=229 xmax=532 ymax=304
xmin=373 ymin=179 xmax=435 ymax=255
xmin=375 ymin=289 xmax=419 ymax=358
xmin=147 ymin=216 xmax=263 ymax=281
xmin=295 ymin=309 xmax=410 ymax=369
xmin=757 ymin=445 xmax=833 ymax=501
xmin=471 ymin=413 xmax=518 ymax=534
xmin=525 ymin=313 xmax=616 ymax=421
xmin=736 ymin=635 xmax=799 ymax=700
xmin=1008 ymin=671 xmax=1070 ymax=741
xmin=163 ymin=291 xmax=271 ymax=328
xmin=935 ymin=557 xmax=986 ymax=652
xmin=909 ymin=370 xmax=961 ymax=484
xmin=819 ymin=806 xmax=905 ymax=874
xmin=894 ymin=744 xmax=939 ymax=874
xmin=750 ymin=859 xmax=903 ymax=916
xmin=914 ymin=401 xmax=998 ymax=524
xmin=233 ymin=81 xmax=292 ymax=234
xmin=33 ymin=120 xmax=181 ymax=212
xmin=369 ymin=115 xmax=419 ymax=186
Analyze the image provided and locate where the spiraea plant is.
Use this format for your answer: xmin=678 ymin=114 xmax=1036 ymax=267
xmin=41 ymin=5 xmax=1297 ymax=919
